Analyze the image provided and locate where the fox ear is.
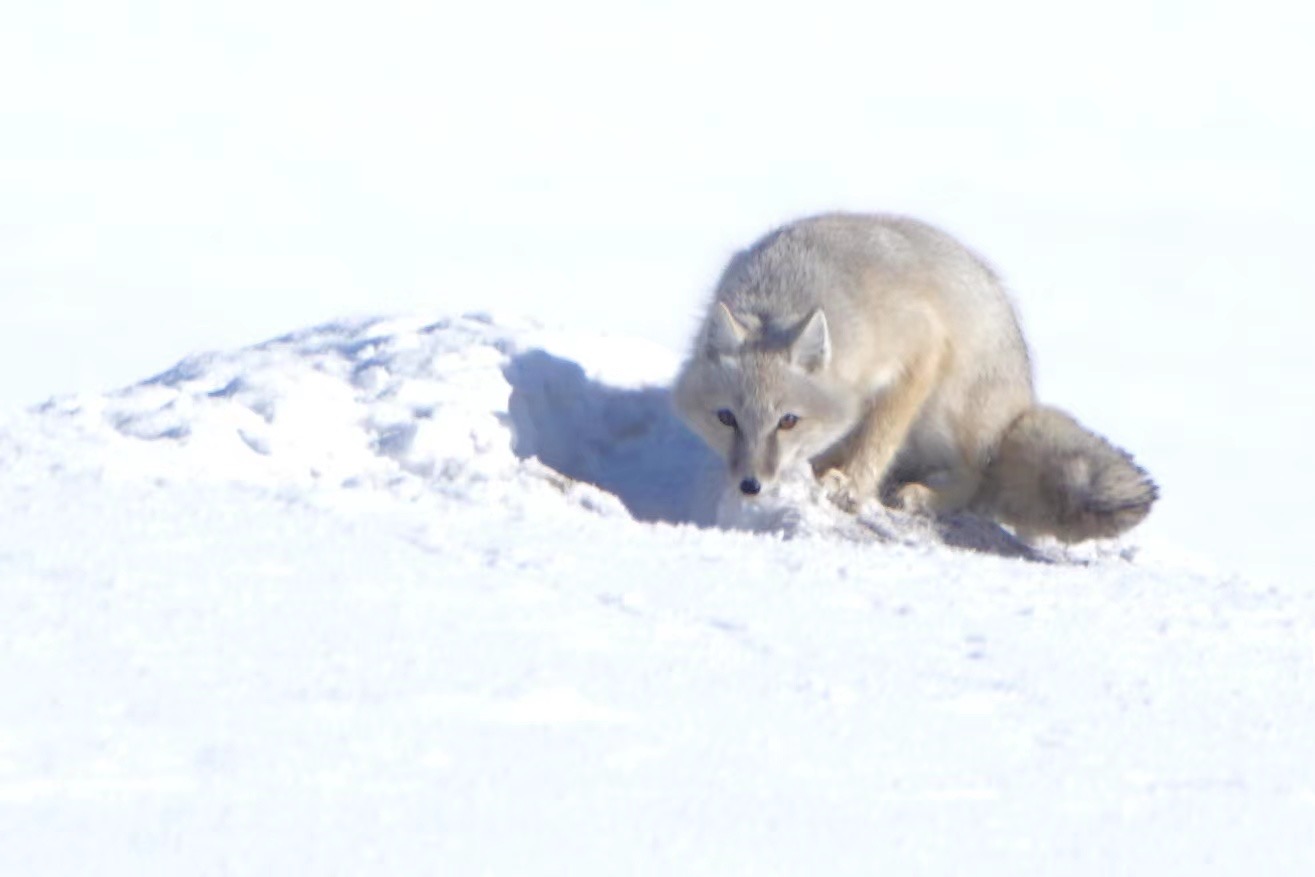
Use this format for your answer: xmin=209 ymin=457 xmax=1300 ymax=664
xmin=705 ymin=302 xmax=747 ymax=358
xmin=790 ymin=308 xmax=830 ymax=372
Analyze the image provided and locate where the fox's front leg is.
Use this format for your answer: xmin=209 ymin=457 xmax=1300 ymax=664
xmin=815 ymin=343 xmax=944 ymax=511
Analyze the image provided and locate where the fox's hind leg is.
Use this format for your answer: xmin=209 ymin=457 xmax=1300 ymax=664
xmin=887 ymin=465 xmax=982 ymax=515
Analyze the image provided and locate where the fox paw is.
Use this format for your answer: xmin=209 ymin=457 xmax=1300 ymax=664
xmin=891 ymin=482 xmax=937 ymax=515
xmin=819 ymin=469 xmax=862 ymax=513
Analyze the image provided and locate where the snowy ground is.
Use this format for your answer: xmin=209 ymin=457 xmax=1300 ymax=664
xmin=3 ymin=315 xmax=1313 ymax=875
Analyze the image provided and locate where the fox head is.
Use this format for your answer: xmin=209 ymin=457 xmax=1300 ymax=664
xmin=673 ymin=303 xmax=861 ymax=497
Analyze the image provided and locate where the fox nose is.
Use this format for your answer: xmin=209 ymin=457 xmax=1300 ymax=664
xmin=739 ymin=477 xmax=761 ymax=496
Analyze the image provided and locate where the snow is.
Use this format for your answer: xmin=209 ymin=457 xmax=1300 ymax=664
xmin=5 ymin=0 xmax=1315 ymax=870
xmin=3 ymin=314 xmax=1314 ymax=874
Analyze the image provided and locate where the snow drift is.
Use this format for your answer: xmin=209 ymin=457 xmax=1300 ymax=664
xmin=2 ymin=314 xmax=1313 ymax=876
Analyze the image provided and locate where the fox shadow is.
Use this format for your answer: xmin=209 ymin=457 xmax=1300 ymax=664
xmin=503 ymin=349 xmax=1047 ymax=561
xmin=503 ymin=349 xmax=722 ymax=527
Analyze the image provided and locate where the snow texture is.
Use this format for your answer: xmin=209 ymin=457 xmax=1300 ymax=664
xmin=2 ymin=314 xmax=1314 ymax=875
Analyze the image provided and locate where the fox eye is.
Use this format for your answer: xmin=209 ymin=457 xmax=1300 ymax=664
xmin=716 ymin=408 xmax=737 ymax=428
xmin=778 ymin=413 xmax=800 ymax=430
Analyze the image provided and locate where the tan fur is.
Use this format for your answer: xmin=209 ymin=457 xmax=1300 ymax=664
xmin=672 ymin=212 xmax=1157 ymax=543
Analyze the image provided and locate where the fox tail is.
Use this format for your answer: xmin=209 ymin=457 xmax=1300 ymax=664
xmin=978 ymin=406 xmax=1158 ymax=543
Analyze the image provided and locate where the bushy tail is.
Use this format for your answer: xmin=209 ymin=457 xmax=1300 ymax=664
xmin=979 ymin=406 xmax=1158 ymax=543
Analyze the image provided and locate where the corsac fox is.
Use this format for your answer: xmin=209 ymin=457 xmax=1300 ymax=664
xmin=672 ymin=213 xmax=1157 ymax=543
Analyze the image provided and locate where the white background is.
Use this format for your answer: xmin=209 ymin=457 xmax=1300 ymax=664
xmin=4 ymin=0 xmax=1314 ymax=579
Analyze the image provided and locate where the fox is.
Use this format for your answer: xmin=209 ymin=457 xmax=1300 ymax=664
xmin=672 ymin=212 xmax=1157 ymax=543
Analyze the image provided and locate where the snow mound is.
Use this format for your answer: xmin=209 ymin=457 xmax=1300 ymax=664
xmin=13 ymin=312 xmax=1131 ymax=561
xmin=27 ymin=314 xmax=639 ymax=514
